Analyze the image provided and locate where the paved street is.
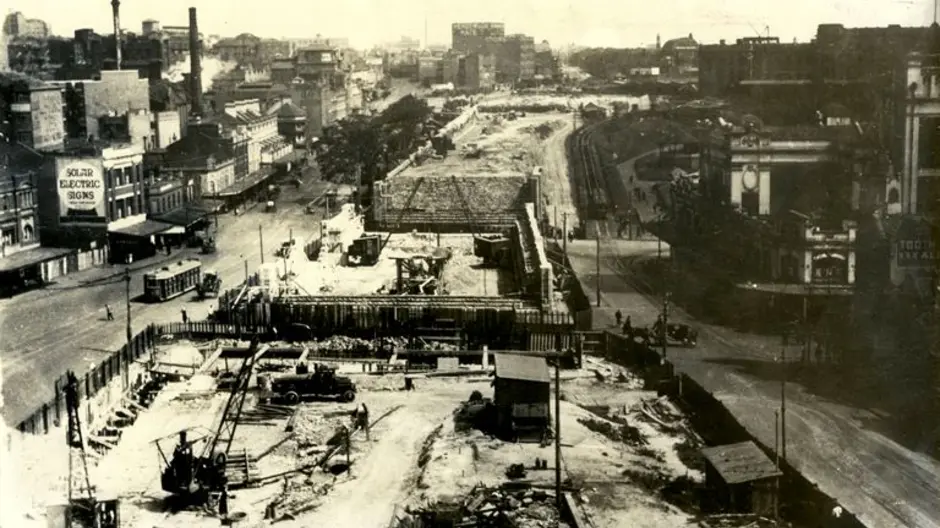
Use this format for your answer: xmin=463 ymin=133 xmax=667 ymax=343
xmin=0 ymin=172 xmax=331 ymax=427
xmin=566 ymin=239 xmax=940 ymax=528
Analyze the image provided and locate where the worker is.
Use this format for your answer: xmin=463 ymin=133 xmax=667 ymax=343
xmin=615 ymin=309 xmax=623 ymax=327
xmin=105 ymin=304 xmax=114 ymax=321
xmin=181 ymin=309 xmax=188 ymax=324
xmin=219 ymin=487 xmax=229 ymax=518
xmin=360 ymin=403 xmax=370 ymax=440
xmin=622 ymin=315 xmax=632 ymax=335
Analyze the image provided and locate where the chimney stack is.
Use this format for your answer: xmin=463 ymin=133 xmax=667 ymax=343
xmin=111 ymin=0 xmax=122 ymax=70
xmin=189 ymin=7 xmax=203 ymax=116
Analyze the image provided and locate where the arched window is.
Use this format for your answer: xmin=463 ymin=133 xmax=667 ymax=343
xmin=22 ymin=224 xmax=34 ymax=242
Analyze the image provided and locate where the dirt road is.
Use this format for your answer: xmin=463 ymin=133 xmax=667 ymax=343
xmin=287 ymin=405 xmax=443 ymax=528
xmin=566 ymin=240 xmax=940 ymax=528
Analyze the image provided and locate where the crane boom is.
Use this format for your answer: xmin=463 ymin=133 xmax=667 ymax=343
xmin=204 ymin=340 xmax=269 ymax=462
xmin=380 ymin=176 xmax=424 ymax=253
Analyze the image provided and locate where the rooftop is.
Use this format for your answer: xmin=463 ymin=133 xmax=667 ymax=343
xmin=701 ymin=441 xmax=782 ymax=485
xmin=0 ymin=141 xmax=45 ymax=176
xmin=494 ymin=354 xmax=551 ymax=383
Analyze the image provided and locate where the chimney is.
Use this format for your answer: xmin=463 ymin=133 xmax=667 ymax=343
xmin=189 ymin=7 xmax=203 ymax=116
xmin=111 ymin=0 xmax=122 ymax=70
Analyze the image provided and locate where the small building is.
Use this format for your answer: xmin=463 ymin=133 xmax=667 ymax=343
xmin=493 ymin=353 xmax=551 ymax=441
xmin=700 ymin=441 xmax=782 ymax=516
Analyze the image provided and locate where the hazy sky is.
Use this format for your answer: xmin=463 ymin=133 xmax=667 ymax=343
xmin=7 ymin=0 xmax=937 ymax=48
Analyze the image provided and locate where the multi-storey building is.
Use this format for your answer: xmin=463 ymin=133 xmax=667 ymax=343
xmin=295 ymin=44 xmax=343 ymax=84
xmin=163 ymin=122 xmax=237 ymax=197
xmin=897 ymin=47 xmax=940 ymax=215
xmin=660 ymin=33 xmax=699 ymax=75
xmin=496 ymin=34 xmax=536 ymax=83
xmin=0 ymin=73 xmax=66 ymax=151
xmin=452 ymin=22 xmax=505 ymax=55
xmin=3 ymin=12 xmax=49 ymax=39
xmin=0 ymin=141 xmax=42 ymax=256
xmin=49 ymin=70 xmax=150 ymax=142
xmin=464 ymin=53 xmax=496 ymax=90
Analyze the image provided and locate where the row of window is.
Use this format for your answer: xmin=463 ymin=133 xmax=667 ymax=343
xmin=0 ymin=223 xmax=34 ymax=246
xmin=0 ymin=191 xmax=36 ymax=211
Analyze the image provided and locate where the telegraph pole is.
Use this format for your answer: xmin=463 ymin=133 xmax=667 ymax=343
xmin=595 ymin=226 xmax=601 ymax=307
xmin=554 ymin=358 xmax=562 ymax=509
xmin=124 ymin=266 xmax=132 ymax=346
xmin=259 ymin=224 xmax=265 ymax=264
xmin=562 ymin=213 xmax=568 ymax=255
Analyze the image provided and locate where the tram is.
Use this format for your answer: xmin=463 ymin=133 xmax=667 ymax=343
xmin=144 ymin=259 xmax=203 ymax=302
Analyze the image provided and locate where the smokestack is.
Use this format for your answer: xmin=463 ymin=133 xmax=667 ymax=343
xmin=189 ymin=7 xmax=203 ymax=116
xmin=111 ymin=0 xmax=122 ymax=70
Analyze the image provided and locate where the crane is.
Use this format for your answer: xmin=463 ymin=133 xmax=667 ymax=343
xmin=61 ymin=370 xmax=120 ymax=528
xmin=156 ymin=339 xmax=269 ymax=505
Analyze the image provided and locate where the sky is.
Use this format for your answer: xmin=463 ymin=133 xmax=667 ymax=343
xmin=6 ymin=0 xmax=937 ymax=48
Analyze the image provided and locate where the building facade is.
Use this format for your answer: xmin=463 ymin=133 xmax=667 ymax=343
xmin=452 ymin=22 xmax=505 ymax=55
xmin=0 ymin=74 xmax=66 ymax=151
xmin=0 ymin=141 xmax=42 ymax=256
xmin=50 ymin=70 xmax=150 ymax=142
xmin=3 ymin=12 xmax=49 ymax=39
xmin=464 ymin=53 xmax=496 ymax=90
xmin=899 ymin=50 xmax=940 ymax=215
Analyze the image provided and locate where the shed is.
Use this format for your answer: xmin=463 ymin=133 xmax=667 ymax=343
xmin=493 ymin=354 xmax=551 ymax=441
xmin=700 ymin=441 xmax=782 ymax=516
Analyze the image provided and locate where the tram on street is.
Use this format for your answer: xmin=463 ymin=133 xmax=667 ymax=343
xmin=144 ymin=259 xmax=203 ymax=302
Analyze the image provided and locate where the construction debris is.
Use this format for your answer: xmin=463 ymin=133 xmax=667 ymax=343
xmin=394 ymin=485 xmax=569 ymax=528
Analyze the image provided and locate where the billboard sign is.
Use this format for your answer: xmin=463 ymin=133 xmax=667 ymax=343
xmin=58 ymin=159 xmax=106 ymax=222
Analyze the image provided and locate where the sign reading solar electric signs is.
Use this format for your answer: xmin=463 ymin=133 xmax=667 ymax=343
xmin=58 ymin=158 xmax=107 ymax=223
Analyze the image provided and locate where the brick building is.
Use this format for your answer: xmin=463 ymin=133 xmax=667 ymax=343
xmin=0 ymin=141 xmax=42 ymax=256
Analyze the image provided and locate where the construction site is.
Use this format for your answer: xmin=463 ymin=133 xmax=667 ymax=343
xmin=4 ymin=96 xmax=801 ymax=528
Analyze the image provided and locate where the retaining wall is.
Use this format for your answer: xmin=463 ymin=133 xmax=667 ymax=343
xmin=372 ymin=174 xmax=534 ymax=231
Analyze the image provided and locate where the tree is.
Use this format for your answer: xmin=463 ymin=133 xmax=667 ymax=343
xmin=314 ymin=94 xmax=433 ymax=187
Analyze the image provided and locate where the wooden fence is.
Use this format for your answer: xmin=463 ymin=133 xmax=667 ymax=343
xmin=14 ymin=326 xmax=156 ymax=435
xmin=599 ymin=331 xmax=869 ymax=528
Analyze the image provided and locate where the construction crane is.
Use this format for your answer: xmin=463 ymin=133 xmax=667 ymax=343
xmin=156 ymin=339 xmax=269 ymax=505
xmin=379 ymin=176 xmax=425 ymax=254
xmin=59 ymin=371 xmax=120 ymax=528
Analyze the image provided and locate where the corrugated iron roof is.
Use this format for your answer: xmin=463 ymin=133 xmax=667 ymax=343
xmin=494 ymin=354 xmax=550 ymax=383
xmin=701 ymin=441 xmax=782 ymax=485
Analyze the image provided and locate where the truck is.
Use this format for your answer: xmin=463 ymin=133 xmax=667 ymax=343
xmin=197 ymin=270 xmax=221 ymax=299
xmin=270 ymin=364 xmax=357 ymax=404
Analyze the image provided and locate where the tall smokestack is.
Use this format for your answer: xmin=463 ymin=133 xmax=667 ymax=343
xmin=189 ymin=7 xmax=203 ymax=116
xmin=111 ymin=0 xmax=122 ymax=70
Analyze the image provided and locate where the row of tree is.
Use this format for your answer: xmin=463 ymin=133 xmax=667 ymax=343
xmin=312 ymin=94 xmax=433 ymax=192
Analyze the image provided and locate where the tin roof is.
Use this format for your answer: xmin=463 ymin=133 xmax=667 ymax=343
xmin=701 ymin=441 xmax=782 ymax=485
xmin=494 ymin=354 xmax=550 ymax=383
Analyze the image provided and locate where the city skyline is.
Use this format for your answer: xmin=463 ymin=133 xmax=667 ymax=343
xmin=4 ymin=0 xmax=936 ymax=48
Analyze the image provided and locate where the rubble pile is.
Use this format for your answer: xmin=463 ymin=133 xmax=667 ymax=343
xmin=396 ymin=486 xmax=570 ymax=528
xmin=578 ymin=415 xmax=647 ymax=447
xmin=306 ymin=336 xmax=410 ymax=354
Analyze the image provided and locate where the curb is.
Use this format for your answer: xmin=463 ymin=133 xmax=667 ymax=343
xmin=79 ymin=252 xmax=195 ymax=285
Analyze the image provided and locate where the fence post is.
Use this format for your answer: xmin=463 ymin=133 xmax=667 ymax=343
xmin=54 ymin=378 xmax=62 ymax=423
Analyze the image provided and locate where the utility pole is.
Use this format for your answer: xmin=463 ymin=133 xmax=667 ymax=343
xmin=562 ymin=213 xmax=568 ymax=255
xmin=774 ymin=409 xmax=780 ymax=526
xmin=259 ymin=224 xmax=264 ymax=264
xmin=781 ymin=330 xmax=788 ymax=462
xmin=554 ymin=358 xmax=562 ymax=509
xmin=124 ymin=266 xmax=132 ymax=348
xmin=595 ymin=227 xmax=601 ymax=307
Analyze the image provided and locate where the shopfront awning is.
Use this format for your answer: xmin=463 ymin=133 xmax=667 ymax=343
xmin=0 ymin=247 xmax=74 ymax=274
xmin=214 ymin=168 xmax=277 ymax=198
xmin=108 ymin=219 xmax=175 ymax=238
xmin=153 ymin=205 xmax=210 ymax=228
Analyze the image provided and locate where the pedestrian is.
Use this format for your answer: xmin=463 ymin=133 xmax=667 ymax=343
xmin=360 ymin=403 xmax=370 ymax=440
xmin=181 ymin=309 xmax=188 ymax=324
xmin=615 ymin=309 xmax=623 ymax=326
xmin=105 ymin=304 xmax=114 ymax=321
xmin=165 ymin=244 xmax=171 ymax=256
xmin=219 ymin=487 xmax=229 ymax=518
xmin=622 ymin=315 xmax=632 ymax=335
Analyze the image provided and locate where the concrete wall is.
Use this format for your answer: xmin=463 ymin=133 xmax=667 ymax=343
xmin=523 ymin=203 xmax=553 ymax=310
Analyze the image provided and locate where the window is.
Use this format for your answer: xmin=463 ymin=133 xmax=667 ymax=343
xmin=22 ymin=224 xmax=33 ymax=242
xmin=919 ymin=118 xmax=940 ymax=170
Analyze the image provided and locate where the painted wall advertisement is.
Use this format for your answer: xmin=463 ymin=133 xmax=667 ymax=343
xmin=58 ymin=158 xmax=106 ymax=222
xmin=896 ymin=217 xmax=938 ymax=269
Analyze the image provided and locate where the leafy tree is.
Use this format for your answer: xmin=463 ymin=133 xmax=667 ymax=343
xmin=314 ymin=94 xmax=433 ymax=187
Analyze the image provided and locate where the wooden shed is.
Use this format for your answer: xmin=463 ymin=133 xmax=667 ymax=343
xmin=493 ymin=354 xmax=551 ymax=441
xmin=700 ymin=441 xmax=782 ymax=516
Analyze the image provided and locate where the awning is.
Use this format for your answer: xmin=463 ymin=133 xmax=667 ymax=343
xmin=0 ymin=246 xmax=74 ymax=274
xmin=162 ymin=226 xmax=186 ymax=235
xmin=153 ymin=205 xmax=210 ymax=228
xmin=213 ymin=168 xmax=277 ymax=198
xmin=108 ymin=219 xmax=175 ymax=237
